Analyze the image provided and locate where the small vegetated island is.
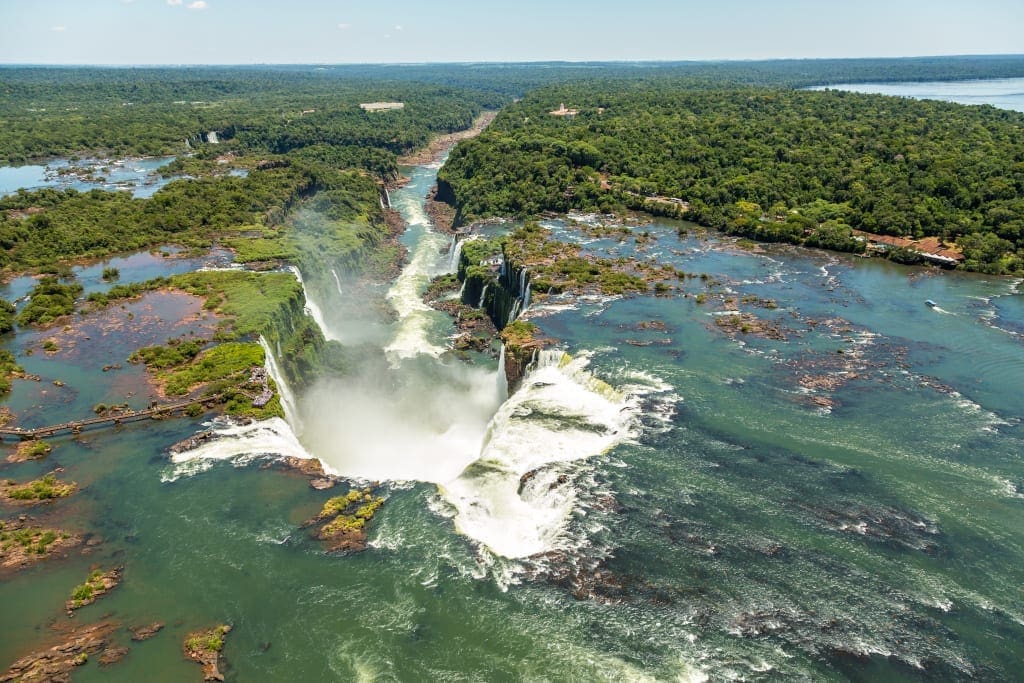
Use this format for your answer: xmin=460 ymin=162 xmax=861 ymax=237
xmin=439 ymin=83 xmax=1024 ymax=274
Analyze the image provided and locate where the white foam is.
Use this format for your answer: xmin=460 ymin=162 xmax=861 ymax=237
xmin=383 ymin=225 xmax=451 ymax=363
xmin=440 ymin=350 xmax=662 ymax=559
xmin=163 ymin=417 xmax=316 ymax=482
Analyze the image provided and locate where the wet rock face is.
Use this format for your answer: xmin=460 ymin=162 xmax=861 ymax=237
xmin=167 ymin=429 xmax=219 ymax=455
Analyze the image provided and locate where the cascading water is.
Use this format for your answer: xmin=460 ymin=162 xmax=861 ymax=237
xmin=449 ymin=237 xmax=465 ymax=272
xmin=478 ymin=284 xmax=489 ymax=309
xmin=163 ymin=336 xmax=315 ymax=480
xmin=440 ymin=350 xmax=650 ymax=559
xmin=331 ymin=268 xmax=344 ymax=297
xmin=381 ymin=171 xmax=456 ymax=362
xmin=164 ymin=416 xmax=315 ymax=482
xmin=288 ymin=266 xmax=339 ymax=342
xmin=496 ymin=344 xmax=508 ymax=403
xmin=259 ymin=335 xmax=301 ymax=431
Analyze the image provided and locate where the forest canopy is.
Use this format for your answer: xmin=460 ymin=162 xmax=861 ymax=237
xmin=439 ymin=85 xmax=1024 ymax=274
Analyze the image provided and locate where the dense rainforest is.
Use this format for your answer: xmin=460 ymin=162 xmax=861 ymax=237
xmin=439 ymin=84 xmax=1024 ymax=274
xmin=0 ymin=70 xmax=503 ymax=276
xmin=2 ymin=57 xmax=1024 ymax=279
xmin=5 ymin=56 xmax=1024 ymax=163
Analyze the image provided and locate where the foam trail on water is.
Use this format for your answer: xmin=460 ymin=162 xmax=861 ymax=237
xmin=440 ymin=350 xmax=647 ymax=559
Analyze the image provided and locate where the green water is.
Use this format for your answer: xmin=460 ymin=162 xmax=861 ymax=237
xmin=3 ymin=164 xmax=1024 ymax=681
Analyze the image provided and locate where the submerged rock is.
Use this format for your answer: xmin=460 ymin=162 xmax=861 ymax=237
xmin=98 ymin=646 xmax=129 ymax=667
xmin=129 ymin=622 xmax=164 ymax=641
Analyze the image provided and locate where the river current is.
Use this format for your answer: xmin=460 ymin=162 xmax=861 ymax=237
xmin=2 ymin=109 xmax=1024 ymax=681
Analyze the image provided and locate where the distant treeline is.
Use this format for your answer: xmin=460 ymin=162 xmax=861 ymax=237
xmin=4 ymin=56 xmax=1024 ymax=164
xmin=0 ymin=71 xmax=492 ymax=166
xmin=0 ymin=73 xmax=500 ymax=275
xmin=439 ymin=84 xmax=1024 ymax=274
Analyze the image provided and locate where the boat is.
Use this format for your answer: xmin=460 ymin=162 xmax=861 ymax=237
xmin=925 ymin=300 xmax=937 ymax=308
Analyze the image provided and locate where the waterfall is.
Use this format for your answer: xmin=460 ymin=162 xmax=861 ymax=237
xmin=522 ymin=282 xmax=531 ymax=310
xmin=458 ymin=279 xmax=467 ymax=299
xmin=478 ymin=284 xmax=489 ymax=309
xmin=509 ymin=298 xmax=521 ymax=322
xmin=259 ymin=336 xmax=302 ymax=433
xmin=384 ymin=188 xmax=391 ymax=208
xmin=288 ymin=266 xmax=338 ymax=342
xmin=448 ymin=237 xmax=465 ymax=272
xmin=166 ymin=337 xmax=315 ymax=480
xmin=496 ymin=344 xmax=508 ymax=403
xmin=331 ymin=268 xmax=344 ymax=297
xmin=441 ymin=349 xmax=646 ymax=559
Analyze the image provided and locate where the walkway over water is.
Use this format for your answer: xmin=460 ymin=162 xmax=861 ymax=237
xmin=0 ymin=395 xmax=223 ymax=440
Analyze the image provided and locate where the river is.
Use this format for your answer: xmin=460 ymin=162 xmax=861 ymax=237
xmin=3 ymin=121 xmax=1024 ymax=680
xmin=809 ymin=76 xmax=1024 ymax=112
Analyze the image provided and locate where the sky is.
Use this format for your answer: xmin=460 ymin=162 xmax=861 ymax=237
xmin=0 ymin=0 xmax=1021 ymax=65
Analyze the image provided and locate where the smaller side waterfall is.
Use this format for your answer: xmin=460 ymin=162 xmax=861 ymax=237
xmin=259 ymin=336 xmax=302 ymax=433
xmin=496 ymin=343 xmax=509 ymax=403
xmin=331 ymin=268 xmax=344 ymax=297
xmin=288 ymin=266 xmax=338 ymax=342
xmin=478 ymin=284 xmax=489 ymax=309
xmin=449 ymin=238 xmax=465 ymax=272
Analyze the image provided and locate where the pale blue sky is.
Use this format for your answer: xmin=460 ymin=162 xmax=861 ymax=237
xmin=0 ymin=0 xmax=1021 ymax=64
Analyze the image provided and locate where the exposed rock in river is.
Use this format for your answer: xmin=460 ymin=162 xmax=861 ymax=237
xmin=66 ymin=566 xmax=124 ymax=614
xmin=1 ymin=620 xmax=119 ymax=682
xmin=0 ymin=517 xmax=82 ymax=575
xmin=304 ymin=488 xmax=385 ymax=554
xmin=183 ymin=624 xmax=231 ymax=682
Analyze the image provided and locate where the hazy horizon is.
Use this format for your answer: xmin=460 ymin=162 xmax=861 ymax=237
xmin=2 ymin=0 xmax=1022 ymax=65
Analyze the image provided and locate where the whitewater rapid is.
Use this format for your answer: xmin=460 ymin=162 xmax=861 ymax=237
xmin=441 ymin=350 xmax=646 ymax=558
